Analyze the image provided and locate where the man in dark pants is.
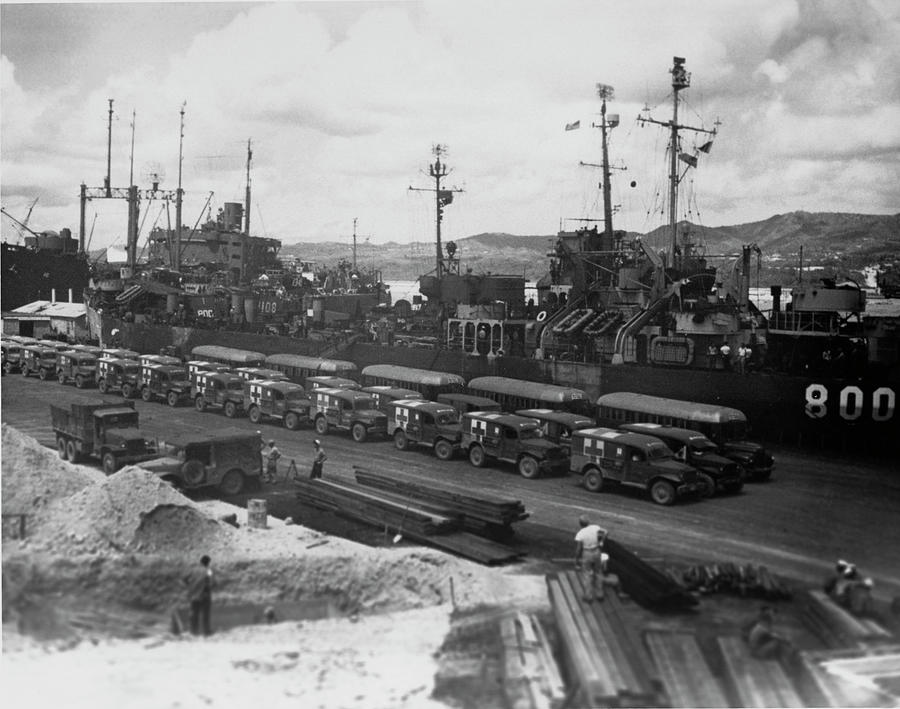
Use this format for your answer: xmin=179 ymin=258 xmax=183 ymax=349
xmin=574 ymin=515 xmax=608 ymax=602
xmin=188 ymin=554 xmax=213 ymax=636
xmin=310 ymin=439 xmax=327 ymax=479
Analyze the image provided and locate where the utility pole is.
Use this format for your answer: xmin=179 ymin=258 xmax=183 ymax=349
xmin=408 ymin=144 xmax=463 ymax=280
xmin=638 ymin=57 xmax=717 ymax=267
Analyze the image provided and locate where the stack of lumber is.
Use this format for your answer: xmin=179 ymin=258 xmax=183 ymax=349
xmin=680 ymin=562 xmax=792 ymax=599
xmin=799 ymin=589 xmax=893 ymax=649
xmin=294 ymin=477 xmax=525 ymax=565
xmin=545 ymin=571 xmax=661 ymax=707
xmin=643 ymin=630 xmax=729 ymax=707
xmin=353 ymin=467 xmax=529 ymax=530
xmin=795 ymin=644 xmax=900 ymax=707
xmin=499 ymin=611 xmax=567 ymax=709
xmin=605 ymin=538 xmax=697 ymax=609
xmin=716 ymin=635 xmax=805 ymax=707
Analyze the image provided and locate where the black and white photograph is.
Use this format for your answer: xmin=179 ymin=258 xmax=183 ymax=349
xmin=2 ymin=1 xmax=899 ymax=706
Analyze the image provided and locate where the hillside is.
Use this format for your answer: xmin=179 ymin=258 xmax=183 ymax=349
xmin=279 ymin=211 xmax=899 ymax=285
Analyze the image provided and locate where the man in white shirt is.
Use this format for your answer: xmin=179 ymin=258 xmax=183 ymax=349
xmin=574 ymin=515 xmax=609 ymax=602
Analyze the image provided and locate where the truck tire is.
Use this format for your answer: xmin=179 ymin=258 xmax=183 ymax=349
xmin=102 ymin=452 xmax=119 ymax=475
xmin=351 ymin=423 xmax=367 ymax=443
xmin=697 ymin=472 xmax=716 ymax=498
xmin=75 ymin=374 xmax=86 ymax=389
xmin=21 ymin=366 xmax=29 ymax=377
xmin=315 ymin=416 xmax=329 ymax=435
xmin=650 ymin=480 xmax=676 ymax=506
xmin=394 ymin=429 xmax=409 ymax=451
xmin=181 ymin=460 xmax=205 ymax=486
xmin=58 ymin=371 xmax=67 ymax=385
xmin=284 ymin=412 xmax=301 ymax=431
xmin=141 ymin=386 xmax=152 ymax=402
xmin=219 ymin=468 xmax=245 ymax=496
xmin=122 ymin=382 xmax=135 ymax=398
xmin=38 ymin=367 xmax=49 ymax=381
xmin=166 ymin=391 xmax=180 ymax=407
xmin=195 ymin=395 xmax=207 ymax=412
xmin=66 ymin=439 xmax=79 ymax=463
xmin=583 ymin=467 xmax=605 ymax=493
xmin=434 ymin=438 xmax=454 ymax=461
xmin=248 ymin=405 xmax=262 ymax=424
xmin=224 ymin=401 xmax=238 ymax=418
xmin=468 ymin=445 xmax=486 ymax=468
xmin=57 ymin=435 xmax=69 ymax=460
xmin=98 ymin=378 xmax=109 ymax=393
xmin=518 ymin=455 xmax=540 ymax=479
xmin=4 ymin=362 xmax=13 ymax=374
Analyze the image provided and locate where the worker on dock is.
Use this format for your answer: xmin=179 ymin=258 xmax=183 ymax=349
xmin=263 ymin=439 xmax=281 ymax=483
xmin=187 ymin=554 xmax=214 ymax=637
xmin=574 ymin=515 xmax=608 ymax=602
xmin=310 ymin=439 xmax=327 ymax=479
xmin=745 ymin=605 xmax=792 ymax=660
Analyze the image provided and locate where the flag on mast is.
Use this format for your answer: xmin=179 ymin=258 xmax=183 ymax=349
xmin=565 ymin=120 xmax=581 ymax=131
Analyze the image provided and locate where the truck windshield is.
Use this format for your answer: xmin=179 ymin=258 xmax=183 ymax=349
xmin=80 ymin=357 xmax=97 ymax=366
xmin=647 ymin=442 xmax=673 ymax=460
xmin=226 ymin=381 xmax=245 ymax=391
xmin=353 ymin=399 xmax=375 ymax=411
xmin=435 ymin=410 xmax=459 ymax=425
xmin=285 ymin=389 xmax=308 ymax=402
xmin=519 ymin=427 xmax=542 ymax=440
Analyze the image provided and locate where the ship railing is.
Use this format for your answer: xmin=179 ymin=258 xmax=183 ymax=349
xmin=768 ymin=311 xmax=843 ymax=336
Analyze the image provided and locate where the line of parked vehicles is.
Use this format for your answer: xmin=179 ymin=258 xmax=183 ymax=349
xmin=2 ymin=336 xmax=775 ymax=505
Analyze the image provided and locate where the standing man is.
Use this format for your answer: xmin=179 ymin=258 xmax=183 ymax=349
xmin=188 ymin=554 xmax=213 ymax=636
xmin=719 ymin=341 xmax=732 ymax=371
xmin=574 ymin=515 xmax=608 ymax=602
xmin=310 ymin=439 xmax=327 ymax=479
xmin=263 ymin=439 xmax=281 ymax=483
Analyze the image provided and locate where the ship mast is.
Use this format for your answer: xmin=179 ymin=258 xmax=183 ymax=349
xmin=244 ymin=138 xmax=252 ymax=235
xmin=596 ymin=83 xmax=617 ymax=240
xmin=638 ymin=57 xmax=717 ymax=267
xmin=409 ymin=144 xmax=463 ymax=280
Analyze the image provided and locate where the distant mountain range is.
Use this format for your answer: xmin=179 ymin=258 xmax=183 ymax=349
xmin=280 ymin=211 xmax=899 ymax=285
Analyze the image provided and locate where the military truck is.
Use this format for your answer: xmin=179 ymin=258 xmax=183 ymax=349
xmin=459 ymin=412 xmax=569 ymax=479
xmin=312 ymin=387 xmax=387 ymax=442
xmin=2 ymin=340 xmax=23 ymax=374
xmin=243 ymin=379 xmax=312 ymax=429
xmin=56 ymin=350 xmax=99 ymax=388
xmin=387 ymin=399 xmax=461 ymax=460
xmin=96 ymin=358 xmax=141 ymax=397
xmin=20 ymin=345 xmax=58 ymax=380
xmin=139 ymin=364 xmax=192 ymax=406
xmin=140 ymin=430 xmax=263 ymax=495
xmin=51 ymin=398 xmax=158 ymax=474
xmin=515 ymin=408 xmax=595 ymax=454
xmin=193 ymin=371 xmax=247 ymax=417
xmin=569 ymin=427 xmax=703 ymax=505
xmin=619 ymin=422 xmax=745 ymax=495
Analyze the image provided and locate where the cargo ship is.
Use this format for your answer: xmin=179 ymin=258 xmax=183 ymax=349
xmin=85 ymin=59 xmax=898 ymax=454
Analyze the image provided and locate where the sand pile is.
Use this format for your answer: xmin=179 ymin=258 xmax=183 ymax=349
xmin=1 ymin=423 xmax=105 ymax=515
xmin=28 ymin=466 xmax=237 ymax=556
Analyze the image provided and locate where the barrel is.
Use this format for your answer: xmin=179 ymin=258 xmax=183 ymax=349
xmin=248 ymin=499 xmax=267 ymax=529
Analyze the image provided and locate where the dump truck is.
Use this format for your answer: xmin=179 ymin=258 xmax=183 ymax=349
xmin=51 ymin=398 xmax=158 ymax=474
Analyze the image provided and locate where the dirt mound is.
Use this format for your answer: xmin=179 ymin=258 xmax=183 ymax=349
xmin=1 ymin=423 xmax=105 ymax=514
xmin=29 ymin=466 xmax=236 ymax=556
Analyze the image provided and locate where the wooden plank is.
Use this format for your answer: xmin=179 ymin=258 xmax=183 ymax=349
xmin=644 ymin=631 xmax=728 ymax=708
xmin=717 ymin=635 xmax=805 ymax=708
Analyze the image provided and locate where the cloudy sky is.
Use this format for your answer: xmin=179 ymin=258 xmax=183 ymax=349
xmin=2 ymin=0 xmax=899 ymax=255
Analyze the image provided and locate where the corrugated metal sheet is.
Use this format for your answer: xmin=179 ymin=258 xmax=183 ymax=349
xmin=9 ymin=301 xmax=87 ymax=319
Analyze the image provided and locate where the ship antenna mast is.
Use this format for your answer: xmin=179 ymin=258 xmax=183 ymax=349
xmin=244 ymin=138 xmax=252 ymax=235
xmin=596 ymin=83 xmax=616 ymax=239
xmin=105 ymin=99 xmax=113 ymax=197
xmin=175 ymin=102 xmax=185 ymax=272
xmin=638 ymin=57 xmax=717 ymax=267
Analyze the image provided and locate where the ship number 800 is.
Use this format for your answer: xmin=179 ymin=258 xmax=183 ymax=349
xmin=805 ymin=384 xmax=895 ymax=422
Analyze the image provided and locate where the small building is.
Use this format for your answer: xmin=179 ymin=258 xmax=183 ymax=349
xmin=2 ymin=299 xmax=88 ymax=340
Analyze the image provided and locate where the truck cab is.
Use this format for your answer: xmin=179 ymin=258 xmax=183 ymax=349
xmin=244 ymin=379 xmax=312 ymax=430
xmin=387 ymin=399 xmax=461 ymax=460
xmin=21 ymin=345 xmax=58 ymax=380
xmin=515 ymin=408 xmax=595 ymax=454
xmin=139 ymin=364 xmax=192 ymax=406
xmin=2 ymin=340 xmax=23 ymax=373
xmin=97 ymin=357 xmax=141 ymax=397
xmin=56 ymin=350 xmax=98 ymax=388
xmin=619 ymin=422 xmax=745 ymax=495
xmin=193 ymin=372 xmax=247 ymax=417
xmin=140 ymin=430 xmax=263 ymax=495
xmin=361 ymin=386 xmax=424 ymax=413
xmin=306 ymin=375 xmax=360 ymax=391
xmin=459 ymin=411 xmax=569 ymax=479
xmin=313 ymin=387 xmax=387 ymax=442
xmin=570 ymin=427 xmax=702 ymax=505
xmin=436 ymin=393 xmax=502 ymax=416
